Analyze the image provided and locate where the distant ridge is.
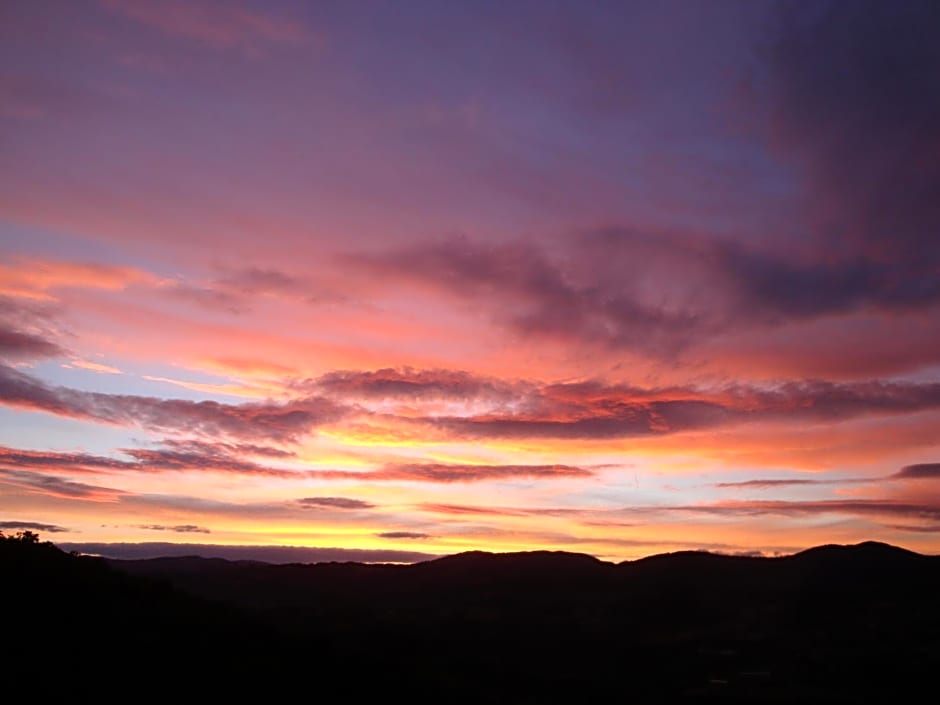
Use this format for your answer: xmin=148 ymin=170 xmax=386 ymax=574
xmin=57 ymin=539 xmax=933 ymax=566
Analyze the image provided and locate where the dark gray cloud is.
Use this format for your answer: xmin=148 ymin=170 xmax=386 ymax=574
xmin=0 ymin=520 xmax=69 ymax=533
xmin=298 ymin=496 xmax=376 ymax=510
xmin=377 ymin=531 xmax=431 ymax=539
xmin=0 ymin=327 xmax=66 ymax=361
xmin=0 ymin=296 xmax=67 ymax=362
xmin=714 ymin=478 xmax=823 ymax=489
xmin=713 ymin=475 xmax=875 ymax=489
xmin=892 ymin=463 xmax=940 ymax=480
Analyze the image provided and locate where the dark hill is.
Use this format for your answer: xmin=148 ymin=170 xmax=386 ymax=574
xmin=111 ymin=541 xmax=940 ymax=702
xmin=6 ymin=533 xmax=940 ymax=703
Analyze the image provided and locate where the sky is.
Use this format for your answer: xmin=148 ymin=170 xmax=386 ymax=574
xmin=2 ymin=0 xmax=940 ymax=562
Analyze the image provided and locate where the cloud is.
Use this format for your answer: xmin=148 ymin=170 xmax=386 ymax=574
xmin=158 ymin=438 xmax=295 ymax=459
xmin=0 ymin=469 xmax=127 ymax=501
xmin=0 ymin=520 xmax=69 ymax=533
xmin=121 ymin=447 xmax=297 ymax=477
xmin=417 ymin=503 xmax=529 ymax=517
xmin=348 ymin=234 xmax=708 ymax=356
xmin=98 ymin=0 xmax=310 ymax=51
xmin=0 ymin=443 xmax=298 ymax=481
xmin=2 ymin=442 xmax=585 ymax=486
xmin=58 ymin=542 xmax=437 ymax=564
xmin=347 ymin=177 xmax=940 ymax=361
xmin=712 ymin=476 xmax=875 ymax=489
xmin=0 ymin=296 xmax=67 ymax=362
xmin=298 ymin=497 xmax=376 ymax=510
xmin=0 ymin=364 xmax=346 ymax=443
xmin=713 ymin=479 xmax=823 ymax=489
xmin=0 ymin=327 xmax=66 ymax=361
xmin=138 ymin=524 xmax=210 ymax=534
xmin=421 ymin=378 xmax=940 ymax=440
xmin=892 ymin=463 xmax=940 ymax=480
xmin=883 ymin=523 xmax=940 ymax=533
xmin=8 ymin=360 xmax=940 ymax=448
xmin=308 ymin=462 xmax=592 ymax=483
xmin=377 ymin=531 xmax=431 ymax=539
xmin=305 ymin=367 xmax=529 ymax=403
xmin=0 ymin=446 xmax=137 ymax=473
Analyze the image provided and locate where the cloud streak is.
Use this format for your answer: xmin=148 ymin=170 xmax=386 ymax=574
xmin=0 ymin=469 xmax=127 ymax=501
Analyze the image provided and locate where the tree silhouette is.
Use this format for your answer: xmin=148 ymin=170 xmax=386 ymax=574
xmin=0 ymin=529 xmax=42 ymax=544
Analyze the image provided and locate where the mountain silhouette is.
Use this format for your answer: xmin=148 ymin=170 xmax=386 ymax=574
xmin=6 ymin=532 xmax=940 ymax=703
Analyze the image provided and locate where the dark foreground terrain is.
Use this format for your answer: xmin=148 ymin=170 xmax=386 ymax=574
xmin=4 ymin=532 xmax=939 ymax=702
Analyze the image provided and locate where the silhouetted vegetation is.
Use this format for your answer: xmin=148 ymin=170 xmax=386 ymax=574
xmin=4 ymin=534 xmax=939 ymax=702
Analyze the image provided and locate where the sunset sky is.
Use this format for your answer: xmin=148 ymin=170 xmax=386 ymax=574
xmin=2 ymin=0 xmax=939 ymax=561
